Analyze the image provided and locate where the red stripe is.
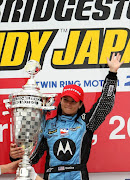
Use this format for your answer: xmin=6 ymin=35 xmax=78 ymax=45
xmin=0 ymin=78 xmax=29 ymax=89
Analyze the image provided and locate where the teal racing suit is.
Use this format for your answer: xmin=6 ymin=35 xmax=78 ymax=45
xmin=30 ymin=71 xmax=117 ymax=180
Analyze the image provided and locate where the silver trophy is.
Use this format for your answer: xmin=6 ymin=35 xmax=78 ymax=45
xmin=3 ymin=60 xmax=57 ymax=180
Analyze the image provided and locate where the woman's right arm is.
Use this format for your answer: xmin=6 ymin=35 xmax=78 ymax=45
xmin=10 ymin=135 xmax=47 ymax=165
xmin=30 ymin=136 xmax=48 ymax=165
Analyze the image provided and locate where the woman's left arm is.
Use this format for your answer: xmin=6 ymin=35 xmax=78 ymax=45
xmin=85 ymin=53 xmax=123 ymax=132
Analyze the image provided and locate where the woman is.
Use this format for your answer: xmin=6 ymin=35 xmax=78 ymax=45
xmin=10 ymin=53 xmax=123 ymax=180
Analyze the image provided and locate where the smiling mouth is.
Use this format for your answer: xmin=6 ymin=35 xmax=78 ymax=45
xmin=65 ymin=107 xmax=72 ymax=109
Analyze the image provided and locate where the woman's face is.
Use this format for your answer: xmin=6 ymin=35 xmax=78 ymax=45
xmin=60 ymin=96 xmax=83 ymax=116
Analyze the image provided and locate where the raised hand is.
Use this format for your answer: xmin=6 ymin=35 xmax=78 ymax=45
xmin=107 ymin=53 xmax=124 ymax=73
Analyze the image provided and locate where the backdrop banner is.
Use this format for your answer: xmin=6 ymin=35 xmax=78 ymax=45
xmin=0 ymin=0 xmax=130 ymax=174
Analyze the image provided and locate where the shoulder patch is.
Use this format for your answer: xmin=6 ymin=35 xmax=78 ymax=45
xmin=107 ymin=85 xmax=114 ymax=96
xmin=81 ymin=113 xmax=86 ymax=121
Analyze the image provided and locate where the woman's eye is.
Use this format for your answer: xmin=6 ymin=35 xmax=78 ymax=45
xmin=63 ymin=98 xmax=76 ymax=103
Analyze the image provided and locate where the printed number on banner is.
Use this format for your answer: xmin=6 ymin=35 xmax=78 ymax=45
xmin=109 ymin=116 xmax=130 ymax=140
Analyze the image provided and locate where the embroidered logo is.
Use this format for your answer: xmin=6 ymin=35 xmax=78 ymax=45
xmin=53 ymin=138 xmax=76 ymax=161
xmin=60 ymin=128 xmax=69 ymax=136
xmin=48 ymin=129 xmax=57 ymax=134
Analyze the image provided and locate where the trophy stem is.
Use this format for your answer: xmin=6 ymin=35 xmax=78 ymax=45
xmin=15 ymin=154 xmax=32 ymax=180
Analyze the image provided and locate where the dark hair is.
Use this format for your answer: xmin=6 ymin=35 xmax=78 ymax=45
xmin=56 ymin=101 xmax=85 ymax=120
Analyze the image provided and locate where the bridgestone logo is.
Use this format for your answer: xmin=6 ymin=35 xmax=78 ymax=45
xmin=64 ymin=88 xmax=81 ymax=95
xmin=0 ymin=0 xmax=129 ymax=23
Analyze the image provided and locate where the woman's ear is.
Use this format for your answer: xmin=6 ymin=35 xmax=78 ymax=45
xmin=79 ymin=102 xmax=83 ymax=109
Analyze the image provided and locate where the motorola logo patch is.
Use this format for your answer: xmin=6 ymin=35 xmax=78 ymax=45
xmin=53 ymin=138 xmax=76 ymax=161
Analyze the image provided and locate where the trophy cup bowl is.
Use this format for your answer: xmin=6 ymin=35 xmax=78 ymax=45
xmin=13 ymin=106 xmax=42 ymax=180
xmin=3 ymin=60 xmax=57 ymax=180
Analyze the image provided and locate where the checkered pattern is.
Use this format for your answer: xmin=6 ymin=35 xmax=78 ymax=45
xmin=13 ymin=107 xmax=42 ymax=149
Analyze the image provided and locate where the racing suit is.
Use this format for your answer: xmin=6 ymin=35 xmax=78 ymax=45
xmin=30 ymin=71 xmax=117 ymax=180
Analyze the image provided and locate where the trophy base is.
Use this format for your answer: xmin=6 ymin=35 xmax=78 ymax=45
xmin=15 ymin=166 xmax=33 ymax=180
xmin=15 ymin=154 xmax=34 ymax=180
xmin=15 ymin=178 xmax=32 ymax=180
